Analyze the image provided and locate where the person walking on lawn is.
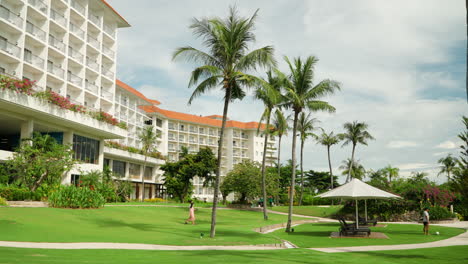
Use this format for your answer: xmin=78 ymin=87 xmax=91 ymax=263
xmin=422 ymin=208 xmax=430 ymax=235
xmin=185 ymin=201 xmax=196 ymax=225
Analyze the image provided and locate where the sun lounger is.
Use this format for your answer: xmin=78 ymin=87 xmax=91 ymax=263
xmin=339 ymin=218 xmax=371 ymax=236
xmin=358 ymin=217 xmax=377 ymax=226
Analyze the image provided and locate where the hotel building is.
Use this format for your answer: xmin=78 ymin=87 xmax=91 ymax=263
xmin=0 ymin=0 xmax=276 ymax=200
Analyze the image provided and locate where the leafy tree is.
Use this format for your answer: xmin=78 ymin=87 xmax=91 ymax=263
xmin=303 ymin=170 xmax=338 ymax=194
xmin=437 ymin=154 xmax=458 ymax=183
xmin=339 ymin=159 xmax=366 ymax=180
xmin=452 ymin=116 xmax=468 ymax=218
xmin=79 ymin=167 xmax=131 ymax=202
xmin=340 ymin=121 xmax=374 ymax=182
xmin=277 ymin=56 xmax=340 ymax=232
xmin=173 ymin=7 xmax=275 ymax=238
xmin=4 ymin=133 xmax=75 ymax=192
xmin=162 ymin=147 xmax=217 ymax=202
xmin=382 ymin=165 xmax=400 ymax=183
xmin=137 ymin=126 xmax=159 ymax=201
xmin=297 ymin=112 xmax=320 ymax=205
xmin=255 ymin=71 xmax=282 ymax=220
xmin=317 ymin=130 xmax=341 ymax=189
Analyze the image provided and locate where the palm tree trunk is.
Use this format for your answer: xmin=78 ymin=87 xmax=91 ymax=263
xmin=328 ymin=145 xmax=333 ymax=189
xmin=347 ymin=144 xmax=356 ymax=183
xmin=141 ymin=156 xmax=147 ymax=202
xmin=260 ymin=111 xmax=271 ymax=220
xmin=210 ymin=83 xmax=232 ymax=238
xmin=275 ymin=135 xmax=282 ymax=205
xmin=298 ymin=138 xmax=304 ymax=206
xmin=286 ymin=110 xmax=299 ymax=232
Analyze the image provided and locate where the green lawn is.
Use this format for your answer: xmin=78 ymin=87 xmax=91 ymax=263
xmin=0 ymin=207 xmax=301 ymax=246
xmin=108 ymin=201 xmax=226 ymax=208
xmin=272 ymin=222 xmax=465 ymax=248
xmin=0 ymin=246 xmax=467 ymax=264
xmin=271 ymin=205 xmax=343 ymax=218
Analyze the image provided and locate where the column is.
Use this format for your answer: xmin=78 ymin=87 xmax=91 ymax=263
xmin=20 ymin=119 xmax=34 ymax=143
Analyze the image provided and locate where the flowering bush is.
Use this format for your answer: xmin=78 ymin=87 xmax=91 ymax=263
xmin=105 ymin=141 xmax=166 ymax=160
xmin=423 ymin=185 xmax=456 ymax=207
xmin=117 ymin=121 xmax=128 ymax=129
xmin=91 ymin=111 xmax=118 ymax=125
xmin=0 ymin=75 xmax=35 ymax=95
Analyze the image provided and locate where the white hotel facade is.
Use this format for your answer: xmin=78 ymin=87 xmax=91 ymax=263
xmin=0 ymin=0 xmax=276 ymax=200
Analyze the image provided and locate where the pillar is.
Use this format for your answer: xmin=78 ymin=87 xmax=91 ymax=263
xmin=20 ymin=119 xmax=34 ymax=144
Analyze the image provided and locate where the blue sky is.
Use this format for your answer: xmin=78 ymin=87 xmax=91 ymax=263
xmin=108 ymin=0 xmax=467 ymax=183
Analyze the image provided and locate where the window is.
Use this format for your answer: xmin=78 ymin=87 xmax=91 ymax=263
xmin=179 ymin=124 xmax=185 ymax=131
xmin=71 ymin=174 xmax=80 ymax=186
xmin=144 ymin=167 xmax=153 ymax=178
xmin=24 ymin=48 xmax=32 ymax=62
xmin=103 ymin=158 xmax=110 ymax=169
xmin=112 ymin=160 xmax=126 ymax=177
xmin=73 ymin=134 xmax=99 ymax=164
xmin=129 ymin=163 xmax=140 ymax=178
xmin=156 ymin=118 xmax=163 ymax=127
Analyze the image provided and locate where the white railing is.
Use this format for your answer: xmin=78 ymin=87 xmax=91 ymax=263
xmin=68 ymin=46 xmax=83 ymax=62
xmin=47 ymin=63 xmax=65 ymax=79
xmin=28 ymin=0 xmax=48 ymax=14
xmin=26 ymin=21 xmax=46 ymax=42
xmin=50 ymin=9 xmax=66 ymax=28
xmin=88 ymin=13 xmax=100 ymax=27
xmin=48 ymin=34 xmax=65 ymax=53
xmin=24 ymin=51 xmax=44 ymax=68
xmin=0 ymin=5 xmax=23 ymax=28
xmin=87 ymin=34 xmax=100 ymax=49
xmin=100 ymin=89 xmax=113 ymax=101
xmin=0 ymin=37 xmax=21 ymax=58
xmin=70 ymin=0 xmax=85 ymax=15
xmin=69 ymin=22 xmax=85 ymax=39
xmin=85 ymin=82 xmax=99 ymax=94
xmin=103 ymin=24 xmax=115 ymax=38
xmin=86 ymin=57 xmax=99 ymax=72
xmin=102 ymin=69 xmax=114 ymax=80
xmin=67 ymin=72 xmax=82 ymax=86
xmin=102 ymin=45 xmax=115 ymax=58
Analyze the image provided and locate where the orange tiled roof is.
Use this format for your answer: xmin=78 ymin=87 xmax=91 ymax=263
xmin=116 ymin=80 xmax=154 ymax=105
xmin=149 ymin=99 xmax=161 ymax=105
xmin=204 ymin=115 xmax=226 ymax=120
xmin=140 ymin=105 xmax=267 ymax=130
xmin=100 ymin=0 xmax=131 ymax=27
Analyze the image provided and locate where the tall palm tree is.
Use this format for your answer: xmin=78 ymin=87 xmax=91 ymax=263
xmin=297 ymin=112 xmax=320 ymax=205
xmin=339 ymin=159 xmax=366 ymax=180
xmin=341 ymin=121 xmax=374 ymax=183
xmin=277 ymin=56 xmax=340 ymax=232
xmin=173 ymin=7 xmax=275 ymax=238
xmin=271 ymin=109 xmax=289 ymax=203
xmin=382 ymin=165 xmax=399 ymax=183
xmin=317 ymin=130 xmax=341 ymax=189
xmin=256 ymin=71 xmax=282 ymax=220
xmin=437 ymin=154 xmax=458 ymax=182
xmin=138 ymin=126 xmax=158 ymax=202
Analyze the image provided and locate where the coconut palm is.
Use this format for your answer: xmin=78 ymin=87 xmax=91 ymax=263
xmin=382 ymin=165 xmax=399 ymax=183
xmin=271 ymin=109 xmax=289 ymax=203
xmin=255 ymin=71 xmax=282 ymax=220
xmin=341 ymin=121 xmax=374 ymax=183
xmin=297 ymin=112 xmax=320 ymax=205
xmin=277 ymin=56 xmax=340 ymax=232
xmin=317 ymin=130 xmax=341 ymax=189
xmin=138 ymin=126 xmax=159 ymax=202
xmin=339 ymin=159 xmax=366 ymax=180
xmin=173 ymin=7 xmax=275 ymax=238
xmin=437 ymin=154 xmax=458 ymax=183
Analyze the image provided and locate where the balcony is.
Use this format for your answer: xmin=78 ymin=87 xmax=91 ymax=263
xmin=50 ymin=9 xmax=66 ymax=28
xmin=120 ymin=97 xmax=128 ymax=106
xmin=28 ymin=0 xmax=47 ymax=14
xmin=26 ymin=21 xmax=46 ymax=42
xmin=100 ymin=89 xmax=113 ymax=101
xmin=69 ymin=22 xmax=85 ymax=39
xmin=0 ymin=38 xmax=21 ymax=58
xmin=68 ymin=46 xmax=83 ymax=62
xmin=0 ymin=5 xmax=23 ymax=29
xmin=102 ymin=69 xmax=114 ymax=80
xmin=70 ymin=0 xmax=85 ymax=16
xmin=168 ymin=125 xmax=176 ymax=130
xmin=67 ymin=71 xmax=82 ymax=86
xmin=48 ymin=34 xmax=65 ymax=53
xmin=47 ymin=63 xmax=65 ymax=79
xmin=24 ymin=51 xmax=44 ymax=68
xmin=88 ymin=13 xmax=100 ymax=27
xmin=102 ymin=45 xmax=115 ymax=58
xmin=85 ymin=81 xmax=98 ymax=94
xmin=86 ymin=34 xmax=100 ymax=50
xmin=103 ymin=24 xmax=115 ymax=38
xmin=86 ymin=57 xmax=99 ymax=72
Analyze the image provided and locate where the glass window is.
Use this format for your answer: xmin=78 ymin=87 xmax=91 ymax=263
xmin=71 ymin=174 xmax=80 ymax=186
xmin=112 ymin=160 xmax=126 ymax=177
xmin=156 ymin=118 xmax=163 ymax=127
xmin=73 ymin=134 xmax=99 ymax=164
xmin=129 ymin=163 xmax=140 ymax=178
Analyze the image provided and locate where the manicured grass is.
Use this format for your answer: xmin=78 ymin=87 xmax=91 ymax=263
xmin=0 ymin=246 xmax=467 ymax=264
xmin=0 ymin=207 xmax=302 ymax=246
xmin=108 ymin=201 xmax=226 ymax=208
xmin=272 ymin=222 xmax=465 ymax=248
xmin=271 ymin=205 xmax=343 ymax=218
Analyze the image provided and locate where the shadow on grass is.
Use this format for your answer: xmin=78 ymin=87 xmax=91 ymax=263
xmin=84 ymin=218 xmax=155 ymax=231
xmin=355 ymin=251 xmax=431 ymax=260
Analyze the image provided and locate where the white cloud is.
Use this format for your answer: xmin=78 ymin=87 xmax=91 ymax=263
xmin=386 ymin=141 xmax=419 ymax=149
xmin=435 ymin=141 xmax=458 ymax=149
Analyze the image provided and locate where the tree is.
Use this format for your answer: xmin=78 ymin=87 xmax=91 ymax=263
xmin=303 ymin=170 xmax=338 ymax=194
xmin=271 ymin=109 xmax=289 ymax=202
xmin=297 ymin=112 xmax=320 ymax=205
xmin=173 ymin=7 xmax=275 ymax=238
xmin=317 ymin=130 xmax=341 ymax=189
xmin=452 ymin=116 xmax=468 ymax=218
xmin=437 ymin=154 xmax=458 ymax=183
xmin=382 ymin=165 xmax=400 ymax=183
xmin=162 ymin=148 xmax=217 ymax=202
xmin=339 ymin=159 xmax=366 ymax=180
xmin=137 ymin=126 xmax=159 ymax=201
xmin=340 ymin=121 xmax=374 ymax=183
xmin=277 ymin=56 xmax=340 ymax=232
xmin=255 ymin=71 xmax=282 ymax=220
xmin=4 ymin=133 xmax=75 ymax=192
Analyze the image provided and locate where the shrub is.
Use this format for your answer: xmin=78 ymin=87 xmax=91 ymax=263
xmin=429 ymin=206 xmax=456 ymax=220
xmin=0 ymin=186 xmax=38 ymax=201
xmin=0 ymin=196 xmax=7 ymax=206
xmin=48 ymin=185 xmax=105 ymax=209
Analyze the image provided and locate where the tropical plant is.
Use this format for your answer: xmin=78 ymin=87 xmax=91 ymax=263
xmin=437 ymin=154 xmax=458 ymax=183
xmin=271 ymin=109 xmax=289 ymax=202
xmin=382 ymin=165 xmax=400 ymax=183
xmin=137 ymin=126 xmax=159 ymax=201
xmin=317 ymin=130 xmax=341 ymax=189
xmin=173 ymin=7 xmax=275 ymax=237
xmin=48 ymin=185 xmax=105 ymax=209
xmin=339 ymin=159 xmax=366 ymax=180
xmin=340 ymin=121 xmax=374 ymax=182
xmin=297 ymin=112 xmax=320 ymax=205
xmin=255 ymin=71 xmax=282 ymax=220
xmin=276 ymin=56 xmax=340 ymax=232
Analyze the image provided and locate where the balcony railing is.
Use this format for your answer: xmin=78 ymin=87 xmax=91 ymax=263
xmin=50 ymin=9 xmax=66 ymax=28
xmin=24 ymin=51 xmax=44 ymax=68
xmin=0 ymin=37 xmax=21 ymax=58
xmin=0 ymin=5 xmax=23 ymax=28
xmin=48 ymin=34 xmax=65 ymax=53
xmin=67 ymin=72 xmax=82 ymax=86
xmin=47 ymin=63 xmax=65 ymax=79
xmin=103 ymin=24 xmax=115 ymax=38
xmin=68 ymin=46 xmax=83 ymax=62
xmin=26 ymin=21 xmax=46 ymax=42
xmin=85 ymin=81 xmax=99 ymax=94
xmin=102 ymin=69 xmax=114 ymax=80
xmin=120 ymin=97 xmax=128 ymax=106
xmin=87 ymin=34 xmax=100 ymax=49
xmin=102 ymin=45 xmax=115 ymax=58
xmin=69 ymin=22 xmax=85 ymax=39
xmin=28 ymin=0 xmax=47 ymax=14
xmin=88 ymin=13 xmax=100 ymax=27
xmin=70 ymin=0 xmax=85 ymax=15
xmin=86 ymin=57 xmax=99 ymax=72
xmin=100 ymin=89 xmax=113 ymax=101
xmin=199 ymin=128 xmax=205 ymax=134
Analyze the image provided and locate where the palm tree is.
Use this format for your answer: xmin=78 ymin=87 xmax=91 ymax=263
xmin=297 ymin=112 xmax=320 ymax=205
xmin=271 ymin=109 xmax=289 ymax=203
xmin=138 ymin=126 xmax=159 ymax=202
xmin=341 ymin=121 xmax=374 ymax=183
xmin=317 ymin=130 xmax=341 ymax=189
xmin=256 ymin=71 xmax=282 ymax=220
xmin=437 ymin=154 xmax=458 ymax=182
xmin=277 ymin=56 xmax=340 ymax=232
xmin=339 ymin=159 xmax=366 ymax=180
xmin=382 ymin=165 xmax=399 ymax=183
xmin=173 ymin=7 xmax=275 ymax=238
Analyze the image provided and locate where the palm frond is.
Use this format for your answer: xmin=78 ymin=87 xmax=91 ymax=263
xmin=188 ymin=76 xmax=221 ymax=104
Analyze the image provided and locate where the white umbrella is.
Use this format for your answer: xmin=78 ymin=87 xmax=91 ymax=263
xmin=317 ymin=178 xmax=401 ymax=228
